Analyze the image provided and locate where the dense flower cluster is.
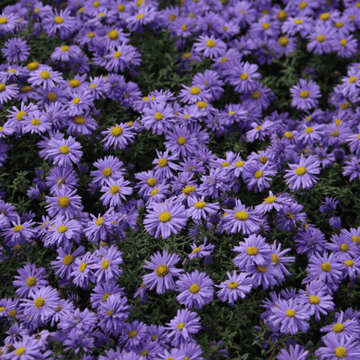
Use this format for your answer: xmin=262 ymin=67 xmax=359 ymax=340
xmin=0 ymin=0 xmax=360 ymax=359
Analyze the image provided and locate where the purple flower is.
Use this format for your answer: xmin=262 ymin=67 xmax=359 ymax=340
xmin=329 ymin=216 xmax=342 ymax=229
xmin=222 ymin=199 xmax=262 ymax=235
xmin=70 ymin=252 xmax=97 ymax=290
xmin=186 ymin=196 xmax=220 ymax=220
xmin=43 ymin=135 xmax=83 ymax=168
xmin=290 ymin=78 xmax=321 ymax=110
xmin=41 ymin=8 xmax=76 ymax=40
xmin=284 ymin=154 xmax=320 ymax=191
xmin=232 ymin=234 xmax=272 ymax=270
xmin=50 ymin=244 xmax=85 ymax=281
xmin=269 ymin=298 xmax=311 ymax=335
xmin=99 ymin=177 xmax=133 ymax=208
xmin=90 ymin=281 xmax=126 ymax=309
xmin=93 ymin=245 xmax=123 ymax=283
xmin=119 ymin=320 xmax=147 ymax=350
xmin=276 ymin=344 xmax=309 ymax=360
xmin=101 ymin=123 xmax=136 ymax=151
xmin=320 ymin=197 xmax=338 ymax=213
xmin=45 ymin=186 xmax=82 ymax=219
xmin=28 ymin=67 xmax=63 ymax=91
xmin=1 ymin=37 xmax=30 ymax=63
xmin=193 ymin=35 xmax=227 ymax=59
xmin=1 ymin=335 xmax=42 ymax=360
xmin=0 ymin=82 xmax=19 ymax=104
xmin=165 ymin=308 xmax=202 ymax=348
xmin=143 ymin=198 xmax=187 ymax=239
xmin=175 ymin=269 xmax=214 ymax=310
xmin=215 ymin=270 xmax=253 ymax=306
xmin=20 ymin=286 xmax=60 ymax=325
xmin=315 ymin=334 xmax=360 ymax=360
xmin=307 ymin=24 xmax=337 ymax=55
xmin=91 ymin=155 xmax=126 ymax=187
xmin=142 ymin=249 xmax=184 ymax=295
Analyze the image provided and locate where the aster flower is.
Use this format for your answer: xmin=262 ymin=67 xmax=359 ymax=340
xmin=70 ymin=252 xmax=97 ymax=290
xmin=1 ymin=335 xmax=42 ymax=360
xmin=12 ymin=263 xmax=49 ymax=299
xmin=50 ymin=244 xmax=85 ymax=281
xmin=276 ymin=344 xmax=309 ymax=360
xmin=46 ymin=166 xmax=79 ymax=196
xmin=165 ymin=308 xmax=201 ymax=348
xmin=0 ymin=82 xmax=19 ymax=104
xmin=343 ymin=156 xmax=360 ymax=183
xmin=294 ymin=227 xmax=327 ymax=258
xmin=269 ymin=298 xmax=311 ymax=335
xmin=315 ymin=334 xmax=360 ymax=360
xmin=222 ymin=199 xmax=262 ymax=235
xmin=91 ymin=155 xmax=126 ymax=187
xmin=90 ymin=281 xmax=125 ymax=309
xmin=242 ymin=161 xmax=277 ymax=193
xmin=152 ymin=149 xmax=179 ymax=179
xmin=232 ymin=234 xmax=272 ymax=271
xmin=66 ymin=90 xmax=94 ymax=117
xmin=99 ymin=177 xmax=133 ymax=208
xmin=186 ymin=196 xmax=220 ymax=220
xmin=1 ymin=37 xmax=30 ymax=63
xmin=44 ymin=214 xmax=82 ymax=248
xmin=178 ymin=84 xmax=213 ymax=105
xmin=193 ymin=35 xmax=227 ymax=59
xmin=43 ymin=135 xmax=83 ymax=168
xmin=284 ymin=154 xmax=320 ymax=191
xmin=307 ymin=24 xmax=337 ymax=55
xmin=45 ymin=186 xmax=82 ymax=219
xmin=290 ymin=78 xmax=321 ymax=110
xmin=28 ymin=67 xmax=63 ymax=91
xmin=255 ymin=191 xmax=292 ymax=214
xmin=41 ymin=8 xmax=76 ymax=40
xmin=21 ymin=286 xmax=60 ymax=324
xmin=93 ymin=245 xmax=124 ymax=283
xmin=119 ymin=320 xmax=148 ymax=350
xmin=63 ymin=329 xmax=95 ymax=355
xmin=1 ymin=215 xmax=35 ymax=246
xmin=142 ymin=249 xmax=184 ymax=295
xmin=101 ymin=123 xmax=136 ymax=152
xmin=125 ymin=6 xmax=157 ymax=32
xmin=175 ymin=269 xmax=214 ymax=310
xmin=326 ymin=233 xmax=360 ymax=261
xmin=215 ymin=270 xmax=253 ymax=306
xmin=141 ymin=102 xmax=177 ymax=135
xmin=50 ymin=44 xmax=82 ymax=62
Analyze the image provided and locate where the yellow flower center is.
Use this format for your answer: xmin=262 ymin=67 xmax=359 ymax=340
xmin=26 ymin=277 xmax=37 ymax=287
xmin=96 ymin=217 xmax=103 ymax=226
xmin=34 ymin=297 xmax=45 ymax=308
xmin=286 ymin=309 xmax=295 ymax=317
xmin=345 ymin=260 xmax=354 ymax=266
xmin=262 ymin=22 xmax=270 ymax=29
xmin=158 ymin=158 xmax=168 ymax=167
xmin=151 ymin=188 xmax=158 ymax=196
xmin=79 ymin=262 xmax=87 ymax=272
xmin=102 ymin=168 xmax=112 ymax=178
xmin=141 ymin=350 xmax=149 ymax=356
xmin=147 ymin=178 xmax=157 ymax=187
xmin=63 ymin=254 xmax=74 ymax=265
xmin=194 ymin=201 xmax=206 ymax=209
xmin=13 ymin=225 xmax=24 ymax=232
xmin=30 ymin=118 xmax=40 ymax=126
xmin=181 ymin=24 xmax=188 ymax=31
xmin=58 ymin=196 xmax=70 ymax=208
xmin=103 ymin=293 xmax=110 ymax=301
xmin=88 ymin=32 xmax=95 ymax=38
xmin=69 ymin=79 xmax=81 ymax=88
xmin=309 ymin=295 xmax=319 ymax=304
xmin=257 ymin=265 xmax=267 ymax=273
xmin=220 ymin=57 xmax=228 ymax=63
xmin=296 ymin=166 xmax=306 ymax=175
xmin=333 ymin=323 xmax=344 ymax=333
xmin=247 ymin=247 xmax=258 ymax=256
xmin=102 ymin=260 xmax=110 ymax=269
xmin=240 ymin=73 xmax=249 ymax=81
xmin=190 ymin=284 xmax=200 ymax=293
xmin=192 ymin=247 xmax=201 ymax=253
xmin=59 ymin=145 xmax=70 ymax=154
xmin=40 ymin=71 xmax=51 ymax=79
xmin=177 ymin=322 xmax=185 ymax=330
xmin=300 ymin=90 xmax=309 ymax=98
xmin=54 ymin=16 xmax=63 ymax=24
xmin=236 ymin=161 xmax=245 ymax=167
xmin=251 ymin=91 xmax=260 ymax=100
xmin=177 ymin=137 xmax=186 ymax=145
xmin=335 ymin=21 xmax=344 ymax=28
xmin=154 ymin=112 xmax=163 ymax=121
xmin=137 ymin=13 xmax=145 ymax=19
xmin=15 ymin=348 xmax=26 ymax=356
xmin=159 ymin=211 xmax=172 ymax=222
xmin=277 ymin=10 xmax=287 ymax=21
xmin=349 ymin=76 xmax=357 ymax=84
xmin=222 ymin=162 xmax=231 ymax=168
xmin=259 ymin=156 xmax=267 ymax=163
xmin=9 ymin=310 xmax=17 ymax=317
xmin=0 ymin=17 xmax=8 ymax=24
xmin=197 ymin=101 xmax=207 ymax=109
xmin=111 ymin=126 xmax=123 ymax=137
xmin=317 ymin=35 xmax=325 ymax=43
xmin=228 ymin=281 xmax=238 ymax=289
xmin=235 ymin=211 xmax=249 ymax=220
xmin=254 ymin=170 xmax=263 ymax=179
xmin=21 ymin=86 xmax=33 ymax=93
xmin=340 ymin=39 xmax=347 ymax=46
xmin=47 ymin=92 xmax=57 ymax=101
xmin=155 ymin=264 xmax=169 ymax=277
xmin=294 ymin=19 xmax=303 ymax=24
xmin=73 ymin=115 xmax=85 ymax=125
xmin=321 ymin=262 xmax=332 ymax=272
xmin=264 ymin=196 xmax=276 ymax=204
xmin=279 ymin=37 xmax=289 ymax=47
xmin=285 ymin=212 xmax=293 ymax=219
xmin=340 ymin=244 xmax=349 ymax=252
xmin=113 ymin=51 xmax=122 ymax=58
xmin=299 ymin=1 xmax=307 ymax=9
xmin=110 ymin=185 xmax=120 ymax=194
xmin=272 ymin=254 xmax=280 ymax=265
xmin=284 ymin=131 xmax=293 ymax=139
xmin=190 ymin=87 xmax=201 ymax=95
xmin=72 ymin=97 xmax=81 ymax=104
xmin=57 ymin=225 xmax=67 ymax=233
xmin=183 ymin=52 xmax=191 ymax=59
xmin=108 ymin=30 xmax=119 ymax=40
xmin=335 ymin=347 xmax=346 ymax=358
xmin=206 ymin=40 xmax=216 ymax=47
